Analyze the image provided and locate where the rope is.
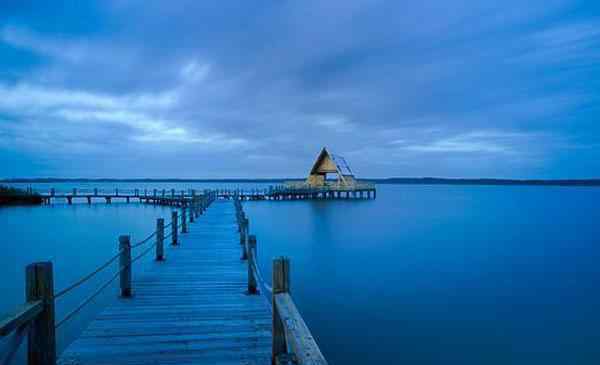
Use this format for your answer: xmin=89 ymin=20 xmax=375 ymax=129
xmin=131 ymin=231 xmax=157 ymax=248
xmin=54 ymin=250 xmax=122 ymax=299
xmin=250 ymin=248 xmax=273 ymax=294
xmin=56 ymin=240 xmax=160 ymax=328
xmin=55 ymin=266 xmax=123 ymax=329
xmin=131 ymin=242 xmax=157 ymax=264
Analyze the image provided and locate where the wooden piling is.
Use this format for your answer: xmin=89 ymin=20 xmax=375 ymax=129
xmin=156 ymin=218 xmax=164 ymax=261
xmin=240 ymin=218 xmax=248 ymax=260
xmin=171 ymin=211 xmax=178 ymax=246
xmin=119 ymin=235 xmax=132 ymax=297
xmin=182 ymin=208 xmax=188 ymax=233
xmin=26 ymin=261 xmax=56 ymax=365
xmin=247 ymin=235 xmax=257 ymax=294
xmin=272 ymin=257 xmax=290 ymax=364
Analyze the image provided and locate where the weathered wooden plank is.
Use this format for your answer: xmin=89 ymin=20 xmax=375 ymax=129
xmin=274 ymin=293 xmax=327 ymax=365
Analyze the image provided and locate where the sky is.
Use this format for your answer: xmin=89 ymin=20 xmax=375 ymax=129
xmin=0 ymin=1 xmax=599 ymax=179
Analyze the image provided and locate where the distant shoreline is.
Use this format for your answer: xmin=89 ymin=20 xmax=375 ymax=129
xmin=2 ymin=177 xmax=600 ymax=187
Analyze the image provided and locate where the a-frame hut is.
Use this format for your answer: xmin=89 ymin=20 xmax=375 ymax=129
xmin=305 ymin=147 xmax=356 ymax=188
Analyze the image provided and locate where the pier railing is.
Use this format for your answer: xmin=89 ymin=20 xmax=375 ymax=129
xmin=234 ymin=196 xmax=328 ymax=365
xmin=0 ymin=192 xmax=216 ymax=365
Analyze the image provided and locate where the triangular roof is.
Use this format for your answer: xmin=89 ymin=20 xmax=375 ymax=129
xmin=309 ymin=147 xmax=339 ymax=175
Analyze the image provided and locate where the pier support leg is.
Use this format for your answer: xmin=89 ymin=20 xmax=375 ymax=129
xmin=171 ymin=211 xmax=178 ymax=246
xmin=119 ymin=236 xmax=132 ymax=297
xmin=156 ymin=218 xmax=164 ymax=261
xmin=248 ymin=235 xmax=257 ymax=294
xmin=26 ymin=262 xmax=56 ymax=365
xmin=240 ymin=218 xmax=248 ymax=260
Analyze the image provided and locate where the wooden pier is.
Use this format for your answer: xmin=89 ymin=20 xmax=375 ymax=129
xmin=0 ymin=192 xmax=327 ymax=365
xmin=37 ymin=184 xmax=376 ymax=204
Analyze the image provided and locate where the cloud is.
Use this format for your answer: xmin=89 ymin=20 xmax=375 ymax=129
xmin=1 ymin=26 xmax=85 ymax=62
xmin=0 ymin=0 xmax=599 ymax=178
xmin=314 ymin=114 xmax=355 ymax=132
xmin=179 ymin=61 xmax=211 ymax=84
xmin=0 ymin=82 xmax=244 ymax=148
xmin=400 ymin=131 xmax=533 ymax=154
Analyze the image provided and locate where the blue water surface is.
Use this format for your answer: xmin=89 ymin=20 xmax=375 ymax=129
xmin=244 ymin=185 xmax=600 ymax=364
xmin=1 ymin=183 xmax=599 ymax=364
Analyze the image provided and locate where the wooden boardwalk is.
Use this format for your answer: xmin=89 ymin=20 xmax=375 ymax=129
xmin=59 ymin=201 xmax=272 ymax=365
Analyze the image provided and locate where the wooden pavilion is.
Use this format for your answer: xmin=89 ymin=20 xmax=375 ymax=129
xmin=305 ymin=147 xmax=357 ymax=188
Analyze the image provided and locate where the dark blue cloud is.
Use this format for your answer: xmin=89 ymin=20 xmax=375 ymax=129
xmin=0 ymin=0 xmax=599 ymax=178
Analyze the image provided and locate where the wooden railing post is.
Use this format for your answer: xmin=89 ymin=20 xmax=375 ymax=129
xmin=119 ymin=235 xmax=132 ymax=297
xmin=156 ymin=218 xmax=164 ymax=261
xmin=26 ymin=262 xmax=56 ymax=365
xmin=247 ymin=235 xmax=257 ymax=294
xmin=171 ymin=211 xmax=178 ymax=246
xmin=272 ymin=257 xmax=290 ymax=364
xmin=190 ymin=203 xmax=195 ymax=223
xmin=240 ymin=217 xmax=249 ymax=260
xmin=182 ymin=208 xmax=188 ymax=233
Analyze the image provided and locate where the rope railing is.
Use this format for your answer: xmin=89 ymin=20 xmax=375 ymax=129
xmin=131 ymin=241 xmax=158 ymax=265
xmin=250 ymin=248 xmax=273 ymax=295
xmin=131 ymin=231 xmax=157 ymax=248
xmin=54 ymin=225 xmax=164 ymax=300
xmin=53 ymin=250 xmax=123 ymax=300
xmin=0 ymin=190 xmax=218 ymax=365
xmin=55 ymin=266 xmax=123 ymax=329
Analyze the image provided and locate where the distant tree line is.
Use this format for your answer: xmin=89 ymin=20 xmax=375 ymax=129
xmin=0 ymin=185 xmax=42 ymax=206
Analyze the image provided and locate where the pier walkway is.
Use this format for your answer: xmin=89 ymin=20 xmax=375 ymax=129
xmin=59 ymin=200 xmax=272 ymax=365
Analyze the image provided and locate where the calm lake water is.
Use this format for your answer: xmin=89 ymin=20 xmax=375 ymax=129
xmin=2 ymin=183 xmax=600 ymax=364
